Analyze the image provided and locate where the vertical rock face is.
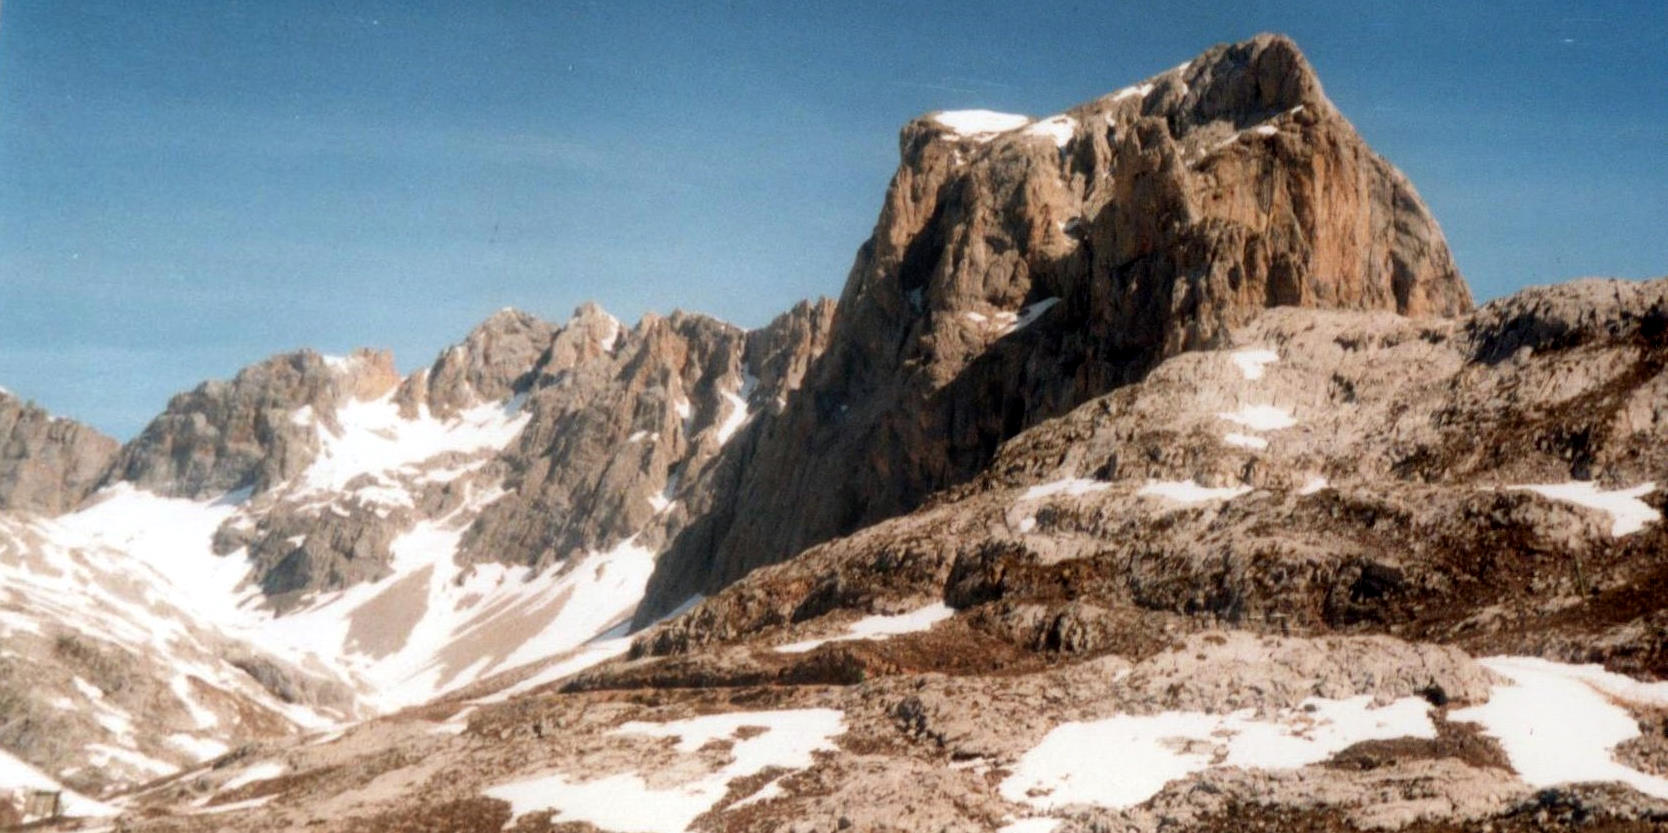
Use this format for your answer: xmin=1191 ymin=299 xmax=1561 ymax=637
xmin=111 ymin=349 xmax=401 ymax=500
xmin=0 ymin=393 xmax=118 ymax=515
xmin=459 ymin=299 xmax=837 ymax=571
xmin=639 ymin=34 xmax=1474 ymax=619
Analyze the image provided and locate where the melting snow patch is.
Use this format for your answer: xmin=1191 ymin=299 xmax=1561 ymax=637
xmin=1229 ymin=348 xmax=1280 ymax=381
xmin=0 ymin=748 xmax=119 ymax=818
xmin=1022 ymin=478 xmax=1110 ymax=501
xmin=932 ymin=110 xmax=1032 ymax=140
xmin=1298 ymin=476 xmax=1330 ymax=495
xmin=219 ymin=760 xmax=286 ymax=792
xmin=1224 ymin=433 xmax=1268 ymax=450
xmin=714 ymin=373 xmax=758 ymax=446
xmin=1218 ymin=404 xmax=1297 ymax=431
xmin=483 ymin=709 xmax=845 ymax=833
xmin=775 ymin=603 xmax=955 ymax=654
xmin=261 ymin=523 xmax=656 ymax=712
xmin=1138 ymin=480 xmax=1251 ymax=504
xmin=166 ymin=733 xmax=230 ymax=763
xmin=1252 ymin=124 xmax=1279 ymax=137
xmin=598 ymin=313 xmax=623 ymax=353
xmin=1024 ymin=115 xmax=1076 ymax=148
xmin=1450 ymin=656 xmax=1668 ymax=799
xmin=299 ymin=393 xmax=529 ymax=495
xmin=1001 ymin=695 xmax=1434 ymax=811
xmin=1511 ymin=481 xmax=1659 ymax=536
xmin=999 ymin=298 xmax=1061 ymax=335
xmin=1111 ymin=82 xmax=1154 ymax=102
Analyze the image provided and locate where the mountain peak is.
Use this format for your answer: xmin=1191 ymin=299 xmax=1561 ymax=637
xmin=640 ymin=33 xmax=1471 ymax=618
xmin=400 ymin=308 xmax=558 ymax=419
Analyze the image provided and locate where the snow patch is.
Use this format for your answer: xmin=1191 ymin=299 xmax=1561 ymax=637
xmin=1298 ymin=476 xmax=1330 ymax=495
xmin=219 ymin=760 xmax=286 ymax=792
xmin=598 ymin=313 xmax=623 ymax=353
xmin=714 ymin=373 xmax=757 ymax=446
xmin=1218 ymin=404 xmax=1297 ymax=431
xmin=298 ymin=392 xmax=528 ymax=496
xmin=166 ymin=733 xmax=231 ymax=762
xmin=932 ymin=110 xmax=1032 ymax=139
xmin=1138 ymin=480 xmax=1251 ymax=504
xmin=998 ymin=297 xmax=1061 ymax=335
xmin=483 ymin=709 xmax=845 ymax=833
xmin=1111 ymin=82 xmax=1154 ymax=102
xmin=1224 ymin=433 xmax=1268 ymax=450
xmin=0 ymin=747 xmax=119 ymax=818
xmin=1021 ymin=478 xmax=1110 ymax=501
xmin=1002 ymin=695 xmax=1433 ymax=811
xmin=1230 ymin=348 xmax=1280 ymax=381
xmin=263 ymin=527 xmax=657 ymax=711
xmin=1511 ymin=481 xmax=1658 ymax=536
xmin=1451 ymin=656 xmax=1668 ymax=799
xmin=774 ymin=603 xmax=955 ymax=654
xmin=1024 ymin=115 xmax=1076 ymax=148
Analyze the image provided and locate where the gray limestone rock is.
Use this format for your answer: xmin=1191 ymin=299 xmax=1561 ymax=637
xmin=0 ymin=392 xmax=117 ymax=515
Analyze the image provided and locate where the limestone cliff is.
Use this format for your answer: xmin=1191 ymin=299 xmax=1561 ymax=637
xmin=639 ymin=34 xmax=1473 ymax=619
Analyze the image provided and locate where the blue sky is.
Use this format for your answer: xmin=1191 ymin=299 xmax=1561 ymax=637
xmin=2 ymin=1 xmax=1664 ymax=437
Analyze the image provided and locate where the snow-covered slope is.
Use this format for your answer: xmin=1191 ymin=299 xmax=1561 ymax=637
xmin=0 ymin=298 xmax=836 ymax=809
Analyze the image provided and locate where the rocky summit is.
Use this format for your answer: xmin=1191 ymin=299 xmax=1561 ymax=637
xmin=2 ymin=34 xmax=1666 ymax=833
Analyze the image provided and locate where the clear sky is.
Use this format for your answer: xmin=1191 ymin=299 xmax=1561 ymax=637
xmin=2 ymin=1 xmax=1664 ymax=437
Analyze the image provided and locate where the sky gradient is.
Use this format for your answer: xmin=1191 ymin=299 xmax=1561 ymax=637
xmin=2 ymin=1 xmax=1664 ymax=437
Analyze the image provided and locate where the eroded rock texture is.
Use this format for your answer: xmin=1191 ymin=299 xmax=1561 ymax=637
xmin=641 ymin=33 xmax=1472 ymax=619
xmin=0 ymin=393 xmax=117 ymax=515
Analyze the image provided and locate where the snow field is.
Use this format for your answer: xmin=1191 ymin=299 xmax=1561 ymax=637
xmin=483 ymin=709 xmax=846 ymax=833
xmin=1001 ymin=695 xmax=1435 ymax=810
xmin=774 ymin=603 xmax=955 ymax=654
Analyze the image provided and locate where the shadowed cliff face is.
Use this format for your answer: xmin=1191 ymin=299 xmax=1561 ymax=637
xmin=639 ymin=34 xmax=1473 ymax=620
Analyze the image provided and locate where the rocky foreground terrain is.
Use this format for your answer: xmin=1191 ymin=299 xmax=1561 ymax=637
xmin=3 ymin=33 xmax=1667 ymax=833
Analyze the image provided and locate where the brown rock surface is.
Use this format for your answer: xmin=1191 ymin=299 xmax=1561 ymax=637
xmin=640 ymin=34 xmax=1473 ymax=621
xmin=0 ymin=391 xmax=117 ymax=515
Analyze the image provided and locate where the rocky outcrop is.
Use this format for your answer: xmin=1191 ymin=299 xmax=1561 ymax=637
xmin=458 ymin=299 xmax=836 ymax=572
xmin=394 ymin=307 xmax=559 ymax=419
xmin=0 ymin=392 xmax=117 ymax=515
xmin=99 ymin=298 xmax=833 ymax=615
xmin=625 ymin=277 xmax=1667 ymax=677
xmin=639 ymin=34 xmax=1473 ymax=620
xmin=110 ymin=349 xmax=400 ymax=499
